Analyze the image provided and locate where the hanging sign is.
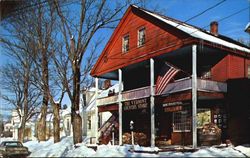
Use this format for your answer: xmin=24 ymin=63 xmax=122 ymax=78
xmin=163 ymin=101 xmax=189 ymax=112
xmin=164 ymin=106 xmax=182 ymax=112
xmin=123 ymin=98 xmax=148 ymax=111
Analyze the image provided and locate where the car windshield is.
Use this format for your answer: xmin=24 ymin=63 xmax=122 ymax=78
xmin=4 ymin=142 xmax=23 ymax=147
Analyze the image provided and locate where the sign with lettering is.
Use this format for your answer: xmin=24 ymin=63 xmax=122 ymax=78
xmin=123 ymin=98 xmax=148 ymax=111
xmin=163 ymin=101 xmax=189 ymax=107
xmin=164 ymin=106 xmax=182 ymax=112
xmin=163 ymin=101 xmax=189 ymax=112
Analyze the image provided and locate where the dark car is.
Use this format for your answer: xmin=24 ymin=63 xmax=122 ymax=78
xmin=0 ymin=141 xmax=31 ymax=158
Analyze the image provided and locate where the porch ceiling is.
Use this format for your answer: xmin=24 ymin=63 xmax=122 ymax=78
xmin=97 ymin=45 xmax=227 ymax=80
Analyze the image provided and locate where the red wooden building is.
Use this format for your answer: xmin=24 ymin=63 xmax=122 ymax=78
xmin=90 ymin=5 xmax=250 ymax=147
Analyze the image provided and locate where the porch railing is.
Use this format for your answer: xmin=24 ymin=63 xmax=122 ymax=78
xmin=97 ymin=78 xmax=227 ymax=106
xmin=122 ymin=86 xmax=151 ymax=101
xmin=97 ymin=95 xmax=118 ymax=106
xmin=162 ymin=78 xmax=227 ymax=94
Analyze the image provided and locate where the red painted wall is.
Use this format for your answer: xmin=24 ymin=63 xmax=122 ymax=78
xmin=211 ymin=55 xmax=250 ymax=81
xmin=91 ymin=7 xmax=190 ymax=76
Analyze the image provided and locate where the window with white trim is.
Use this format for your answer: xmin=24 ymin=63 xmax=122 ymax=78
xmin=122 ymin=34 xmax=129 ymax=53
xmin=173 ymin=107 xmax=191 ymax=132
xmin=87 ymin=115 xmax=91 ymax=130
xmin=66 ymin=119 xmax=70 ymax=131
xmin=138 ymin=27 xmax=145 ymax=47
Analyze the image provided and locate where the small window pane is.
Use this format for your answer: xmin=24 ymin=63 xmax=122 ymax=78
xmin=173 ymin=106 xmax=191 ymax=132
xmin=138 ymin=28 xmax=145 ymax=47
xmin=88 ymin=115 xmax=91 ymax=130
xmin=122 ymin=35 xmax=129 ymax=52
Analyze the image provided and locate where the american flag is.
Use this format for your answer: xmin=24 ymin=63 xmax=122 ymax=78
xmin=155 ymin=62 xmax=180 ymax=95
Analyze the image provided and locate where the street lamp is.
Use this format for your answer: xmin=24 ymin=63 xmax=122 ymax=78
xmin=130 ymin=120 xmax=134 ymax=150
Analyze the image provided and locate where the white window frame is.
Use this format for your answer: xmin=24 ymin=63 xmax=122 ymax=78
xmin=122 ymin=34 xmax=129 ymax=53
xmin=173 ymin=107 xmax=191 ymax=132
xmin=66 ymin=119 xmax=70 ymax=131
xmin=137 ymin=27 xmax=145 ymax=47
xmin=87 ymin=115 xmax=91 ymax=130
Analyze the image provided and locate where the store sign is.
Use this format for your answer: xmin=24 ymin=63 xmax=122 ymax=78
xmin=163 ymin=101 xmax=188 ymax=107
xmin=163 ymin=101 xmax=188 ymax=112
xmin=164 ymin=106 xmax=182 ymax=112
xmin=123 ymin=98 xmax=148 ymax=111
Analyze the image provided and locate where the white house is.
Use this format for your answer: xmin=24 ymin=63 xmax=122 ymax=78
xmin=10 ymin=106 xmax=72 ymax=141
xmin=81 ymin=81 xmax=119 ymax=143
xmin=3 ymin=122 xmax=13 ymax=132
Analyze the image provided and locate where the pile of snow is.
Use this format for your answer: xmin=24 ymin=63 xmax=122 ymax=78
xmin=234 ymin=145 xmax=250 ymax=157
xmin=23 ymin=136 xmax=95 ymax=157
xmin=15 ymin=137 xmax=249 ymax=157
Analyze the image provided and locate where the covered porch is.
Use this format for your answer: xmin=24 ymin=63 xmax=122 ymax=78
xmin=94 ymin=44 xmax=229 ymax=147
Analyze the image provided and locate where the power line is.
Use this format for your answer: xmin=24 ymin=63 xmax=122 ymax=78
xmin=176 ymin=0 xmax=227 ymax=28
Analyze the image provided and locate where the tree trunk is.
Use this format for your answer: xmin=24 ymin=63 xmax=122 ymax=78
xmin=37 ymin=101 xmax=48 ymax=141
xmin=53 ymin=102 xmax=60 ymax=143
xmin=38 ymin=48 xmax=49 ymax=141
xmin=19 ymin=66 xmax=29 ymax=143
xmin=18 ymin=118 xmax=26 ymax=143
xmin=72 ymin=65 xmax=82 ymax=144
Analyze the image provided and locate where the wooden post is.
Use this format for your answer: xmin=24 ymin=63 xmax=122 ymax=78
xmin=95 ymin=77 xmax=99 ymax=144
xmin=192 ymin=45 xmax=197 ymax=149
xmin=118 ymin=69 xmax=123 ymax=145
xmin=150 ymin=58 xmax=155 ymax=147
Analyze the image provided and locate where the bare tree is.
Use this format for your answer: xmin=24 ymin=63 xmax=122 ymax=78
xmin=52 ymin=0 xmax=145 ymax=144
xmin=0 ymin=0 xmax=61 ymax=142
xmin=0 ymin=63 xmax=40 ymax=142
xmin=24 ymin=0 xmax=65 ymax=143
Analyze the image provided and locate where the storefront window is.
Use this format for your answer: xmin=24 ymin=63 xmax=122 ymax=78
xmin=173 ymin=107 xmax=191 ymax=132
xmin=87 ymin=116 xmax=91 ymax=130
xmin=66 ymin=119 xmax=70 ymax=131
xmin=197 ymin=108 xmax=211 ymax=128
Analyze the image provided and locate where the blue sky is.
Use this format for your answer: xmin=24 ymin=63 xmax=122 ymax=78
xmin=0 ymin=0 xmax=249 ymax=118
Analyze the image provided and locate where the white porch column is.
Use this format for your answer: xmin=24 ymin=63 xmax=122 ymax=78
xmin=118 ymin=69 xmax=123 ymax=145
xmin=95 ymin=77 xmax=99 ymax=144
xmin=192 ymin=45 xmax=197 ymax=149
xmin=150 ymin=58 xmax=155 ymax=147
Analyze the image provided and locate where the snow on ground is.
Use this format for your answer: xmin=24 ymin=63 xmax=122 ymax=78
xmin=1 ymin=136 xmax=250 ymax=157
xmin=234 ymin=145 xmax=250 ymax=157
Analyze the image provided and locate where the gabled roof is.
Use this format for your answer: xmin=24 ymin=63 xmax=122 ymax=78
xmin=132 ymin=5 xmax=250 ymax=53
xmin=91 ymin=5 xmax=250 ymax=77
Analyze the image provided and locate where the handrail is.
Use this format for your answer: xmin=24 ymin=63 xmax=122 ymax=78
xmin=98 ymin=114 xmax=116 ymax=132
xmin=122 ymin=86 xmax=150 ymax=94
xmin=96 ymin=78 xmax=227 ymax=106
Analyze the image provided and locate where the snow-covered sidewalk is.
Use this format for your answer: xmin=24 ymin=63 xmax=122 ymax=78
xmin=1 ymin=136 xmax=249 ymax=157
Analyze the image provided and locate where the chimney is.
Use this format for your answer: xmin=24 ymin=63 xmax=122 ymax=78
xmin=210 ymin=21 xmax=218 ymax=36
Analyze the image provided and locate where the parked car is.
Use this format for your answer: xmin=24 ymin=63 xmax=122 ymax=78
xmin=0 ymin=141 xmax=31 ymax=158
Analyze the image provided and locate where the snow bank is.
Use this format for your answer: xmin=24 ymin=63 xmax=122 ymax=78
xmin=20 ymin=137 xmax=250 ymax=157
xmin=66 ymin=143 xmax=95 ymax=157
xmin=24 ymin=137 xmax=74 ymax=157
xmin=234 ymin=145 xmax=250 ymax=157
